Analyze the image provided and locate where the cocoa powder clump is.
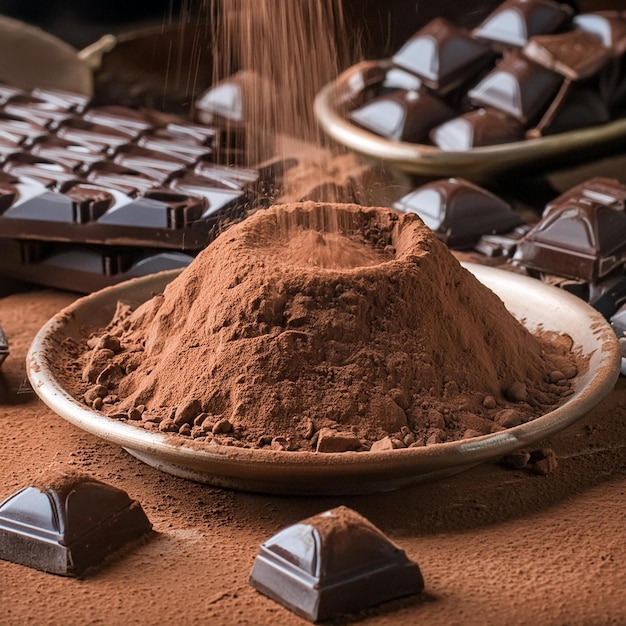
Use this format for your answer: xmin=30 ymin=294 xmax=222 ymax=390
xmin=74 ymin=203 xmax=580 ymax=451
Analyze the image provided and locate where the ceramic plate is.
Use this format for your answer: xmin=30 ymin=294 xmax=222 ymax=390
xmin=27 ymin=264 xmax=620 ymax=495
xmin=314 ymin=60 xmax=626 ymax=181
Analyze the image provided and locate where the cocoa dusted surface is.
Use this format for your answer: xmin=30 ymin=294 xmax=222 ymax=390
xmin=0 ymin=286 xmax=624 ymax=625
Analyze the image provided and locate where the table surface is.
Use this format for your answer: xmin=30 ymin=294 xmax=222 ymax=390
xmin=0 ymin=277 xmax=624 ymax=626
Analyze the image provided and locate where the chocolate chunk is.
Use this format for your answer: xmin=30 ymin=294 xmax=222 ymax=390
xmin=431 ymin=107 xmax=526 ymax=150
xmin=574 ymin=11 xmax=626 ymax=56
xmin=0 ymin=471 xmax=152 ymax=576
xmin=544 ymin=177 xmax=626 ymax=215
xmin=468 ymin=52 xmax=563 ymax=125
xmin=381 ymin=68 xmax=422 ymax=92
xmin=349 ymin=89 xmax=456 ymax=143
xmin=523 ymin=30 xmax=612 ymax=80
xmin=3 ymin=153 xmax=76 ymax=187
xmin=0 ymin=324 xmax=8 ymax=367
xmin=392 ymin=18 xmax=494 ymax=93
xmin=393 ymin=178 xmax=521 ymax=248
xmin=249 ymin=506 xmax=424 ymax=621
xmin=30 ymin=137 xmax=104 ymax=169
xmin=4 ymin=96 xmax=74 ymax=128
xmin=513 ymin=196 xmax=626 ymax=282
xmin=473 ymin=0 xmax=574 ymax=49
xmin=31 ymin=86 xmax=90 ymax=112
xmin=57 ymin=120 xmax=132 ymax=151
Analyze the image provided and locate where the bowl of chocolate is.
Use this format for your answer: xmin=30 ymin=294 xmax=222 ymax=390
xmin=27 ymin=203 xmax=620 ymax=495
xmin=315 ymin=2 xmax=626 ymax=180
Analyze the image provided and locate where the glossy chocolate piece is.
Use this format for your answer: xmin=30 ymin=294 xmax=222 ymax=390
xmin=523 ymin=30 xmax=612 ymax=80
xmin=3 ymin=154 xmax=76 ymax=187
xmin=195 ymin=70 xmax=273 ymax=126
xmin=574 ymin=11 xmax=626 ymax=56
xmin=30 ymin=137 xmax=104 ymax=169
xmin=431 ymin=108 xmax=526 ymax=150
xmin=249 ymin=506 xmax=424 ymax=622
xmin=349 ymin=89 xmax=455 ymax=143
xmin=543 ymin=177 xmax=626 ymax=215
xmin=468 ymin=51 xmax=563 ymax=125
xmin=513 ymin=197 xmax=626 ymax=282
xmin=473 ymin=0 xmax=574 ymax=48
xmin=4 ymin=97 xmax=74 ymax=129
xmin=0 ymin=471 xmax=152 ymax=576
xmin=392 ymin=18 xmax=494 ymax=92
xmin=0 ymin=239 xmax=194 ymax=293
xmin=381 ymin=68 xmax=422 ymax=92
xmin=393 ymin=178 xmax=521 ymax=248
xmin=0 ymin=324 xmax=8 ymax=367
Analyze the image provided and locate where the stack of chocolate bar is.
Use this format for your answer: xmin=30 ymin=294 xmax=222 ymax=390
xmin=0 ymin=79 xmax=284 ymax=292
xmin=349 ymin=1 xmax=626 ymax=149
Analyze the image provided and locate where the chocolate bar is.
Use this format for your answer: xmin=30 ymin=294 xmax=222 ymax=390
xmin=0 ymin=471 xmax=152 ymax=576
xmin=249 ymin=506 xmax=424 ymax=622
xmin=0 ymin=81 xmax=285 ymax=254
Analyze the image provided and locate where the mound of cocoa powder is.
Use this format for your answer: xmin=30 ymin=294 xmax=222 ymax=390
xmin=74 ymin=202 xmax=580 ymax=452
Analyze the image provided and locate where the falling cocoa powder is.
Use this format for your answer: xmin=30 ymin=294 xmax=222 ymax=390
xmin=73 ymin=203 xmax=580 ymax=452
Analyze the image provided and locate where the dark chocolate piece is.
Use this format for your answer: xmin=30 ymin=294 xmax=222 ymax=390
xmin=0 ymin=324 xmax=8 ymax=367
xmin=249 ymin=506 xmax=424 ymax=622
xmin=544 ymin=177 xmax=626 ymax=215
xmin=30 ymin=86 xmax=90 ymax=112
xmin=473 ymin=0 xmax=574 ymax=48
xmin=393 ymin=178 xmax=521 ymax=248
xmin=381 ymin=68 xmax=422 ymax=92
xmin=349 ymin=89 xmax=456 ymax=143
xmin=468 ymin=51 xmax=563 ymax=125
xmin=431 ymin=108 xmax=526 ymax=150
xmin=513 ymin=197 xmax=626 ymax=282
xmin=392 ymin=18 xmax=494 ymax=92
xmin=30 ymin=137 xmax=105 ymax=169
xmin=523 ymin=30 xmax=612 ymax=80
xmin=4 ymin=96 xmax=74 ymax=129
xmin=574 ymin=11 xmax=626 ymax=56
xmin=0 ymin=471 xmax=152 ymax=576
xmin=195 ymin=70 xmax=273 ymax=126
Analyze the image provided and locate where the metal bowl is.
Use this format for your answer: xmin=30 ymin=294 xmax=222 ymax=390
xmin=27 ymin=264 xmax=620 ymax=495
xmin=314 ymin=60 xmax=626 ymax=181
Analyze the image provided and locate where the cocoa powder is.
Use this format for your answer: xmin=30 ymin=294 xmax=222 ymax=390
xmin=73 ymin=203 xmax=579 ymax=452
